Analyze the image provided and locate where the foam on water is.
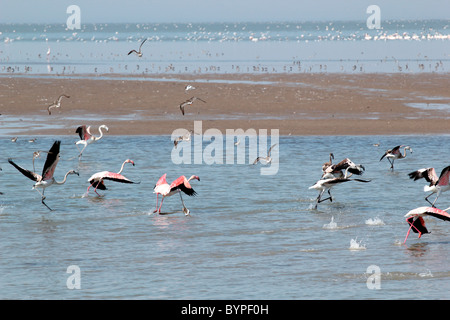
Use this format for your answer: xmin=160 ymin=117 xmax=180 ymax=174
xmin=365 ymin=217 xmax=385 ymax=226
xmin=349 ymin=238 xmax=366 ymax=250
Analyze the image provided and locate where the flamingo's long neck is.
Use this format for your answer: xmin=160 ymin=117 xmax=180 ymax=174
xmin=96 ymin=127 xmax=105 ymax=140
xmin=117 ymin=161 xmax=128 ymax=174
xmin=54 ymin=171 xmax=73 ymax=185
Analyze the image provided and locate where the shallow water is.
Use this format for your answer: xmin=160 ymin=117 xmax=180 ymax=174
xmin=0 ymin=134 xmax=449 ymax=299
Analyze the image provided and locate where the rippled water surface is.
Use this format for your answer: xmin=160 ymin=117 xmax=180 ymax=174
xmin=0 ymin=134 xmax=449 ymax=299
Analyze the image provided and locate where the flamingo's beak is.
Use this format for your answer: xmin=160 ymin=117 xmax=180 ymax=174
xmin=74 ymin=171 xmax=80 ymax=176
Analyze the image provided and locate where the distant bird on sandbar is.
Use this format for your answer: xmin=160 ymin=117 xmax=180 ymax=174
xmin=128 ymin=39 xmax=147 ymax=57
xmin=179 ymin=96 xmax=206 ymax=115
xmin=380 ymin=145 xmax=412 ymax=171
xmin=253 ymin=144 xmax=277 ymax=165
xmin=47 ymin=94 xmax=70 ymax=115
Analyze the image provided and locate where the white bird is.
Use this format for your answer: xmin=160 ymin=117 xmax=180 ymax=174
xmin=47 ymin=94 xmax=70 ymax=115
xmin=75 ymin=125 xmax=109 ymax=159
xmin=380 ymin=145 xmax=412 ymax=170
xmin=309 ymin=177 xmax=371 ymax=209
xmin=253 ymin=144 xmax=277 ymax=165
xmin=408 ymin=166 xmax=450 ymax=207
xmin=185 ymin=85 xmax=196 ymax=92
xmin=174 ymin=130 xmax=193 ymax=149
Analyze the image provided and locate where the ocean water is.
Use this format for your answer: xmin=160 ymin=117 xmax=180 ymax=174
xmin=0 ymin=134 xmax=449 ymax=299
xmin=0 ymin=20 xmax=449 ymax=76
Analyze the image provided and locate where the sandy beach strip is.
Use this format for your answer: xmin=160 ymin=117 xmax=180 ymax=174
xmin=0 ymin=72 xmax=449 ymax=136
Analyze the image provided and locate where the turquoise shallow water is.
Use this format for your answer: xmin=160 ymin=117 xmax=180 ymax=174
xmin=0 ymin=134 xmax=449 ymax=299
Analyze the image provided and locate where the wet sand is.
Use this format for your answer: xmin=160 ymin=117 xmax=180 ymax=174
xmin=0 ymin=73 xmax=449 ymax=136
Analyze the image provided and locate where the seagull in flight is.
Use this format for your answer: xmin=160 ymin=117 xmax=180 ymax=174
xmin=179 ymin=96 xmax=206 ymax=115
xmin=128 ymin=39 xmax=147 ymax=57
xmin=253 ymin=144 xmax=278 ymax=165
xmin=47 ymin=94 xmax=70 ymax=115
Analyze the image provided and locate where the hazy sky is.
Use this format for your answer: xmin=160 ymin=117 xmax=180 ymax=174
xmin=1 ymin=0 xmax=449 ymax=23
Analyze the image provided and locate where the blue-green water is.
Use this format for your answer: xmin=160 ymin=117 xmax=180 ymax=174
xmin=0 ymin=134 xmax=449 ymax=299
xmin=1 ymin=20 xmax=449 ymax=75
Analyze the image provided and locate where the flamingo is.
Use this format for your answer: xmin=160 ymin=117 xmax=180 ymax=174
xmin=153 ymin=174 xmax=200 ymax=215
xmin=86 ymin=159 xmax=138 ymax=196
xmin=322 ymin=153 xmax=334 ymax=172
xmin=47 ymin=94 xmax=70 ymax=115
xmin=253 ymin=144 xmax=278 ymax=165
xmin=75 ymin=125 xmax=109 ymax=158
xmin=380 ymin=145 xmax=412 ymax=170
xmin=309 ymin=177 xmax=371 ymax=209
xmin=322 ymin=158 xmax=365 ymax=179
xmin=8 ymin=140 xmax=79 ymax=211
xmin=179 ymin=96 xmax=206 ymax=115
xmin=128 ymin=39 xmax=147 ymax=57
xmin=408 ymin=166 xmax=450 ymax=207
xmin=403 ymin=206 xmax=450 ymax=243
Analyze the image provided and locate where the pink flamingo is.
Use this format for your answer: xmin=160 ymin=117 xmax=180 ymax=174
xmin=379 ymin=145 xmax=412 ymax=170
xmin=86 ymin=159 xmax=138 ymax=196
xmin=403 ymin=206 xmax=450 ymax=243
xmin=8 ymin=140 xmax=79 ymax=210
xmin=75 ymin=125 xmax=109 ymax=159
xmin=408 ymin=166 xmax=450 ymax=207
xmin=153 ymin=174 xmax=200 ymax=215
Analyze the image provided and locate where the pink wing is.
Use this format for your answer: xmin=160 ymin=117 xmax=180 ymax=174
xmin=76 ymin=125 xmax=92 ymax=141
xmin=155 ymin=173 xmax=167 ymax=186
xmin=437 ymin=166 xmax=450 ymax=187
xmin=101 ymin=171 xmax=136 ymax=184
xmin=424 ymin=207 xmax=450 ymax=221
xmin=170 ymin=176 xmax=196 ymax=196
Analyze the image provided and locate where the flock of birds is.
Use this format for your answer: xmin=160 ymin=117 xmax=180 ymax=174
xmin=308 ymin=146 xmax=450 ymax=243
xmin=3 ymin=39 xmax=449 ymax=243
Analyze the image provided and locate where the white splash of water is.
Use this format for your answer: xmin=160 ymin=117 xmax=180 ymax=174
xmin=323 ymin=216 xmax=338 ymax=229
xmin=365 ymin=217 xmax=385 ymax=226
xmin=349 ymin=237 xmax=366 ymax=250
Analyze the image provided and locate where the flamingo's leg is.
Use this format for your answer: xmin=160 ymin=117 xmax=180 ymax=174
xmin=158 ymin=197 xmax=165 ymax=213
xmin=179 ymin=192 xmax=190 ymax=215
xmin=153 ymin=194 xmax=159 ymax=213
xmin=430 ymin=189 xmax=441 ymax=208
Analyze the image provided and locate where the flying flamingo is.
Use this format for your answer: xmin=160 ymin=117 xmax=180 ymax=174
xmin=403 ymin=206 xmax=450 ymax=243
xmin=153 ymin=174 xmax=200 ymax=215
xmin=408 ymin=166 xmax=450 ymax=207
xmin=75 ymin=125 xmax=109 ymax=158
xmin=321 ymin=158 xmax=365 ymax=179
xmin=128 ymin=39 xmax=147 ymax=57
xmin=86 ymin=159 xmax=138 ymax=196
xmin=309 ymin=177 xmax=371 ymax=209
xmin=380 ymin=145 xmax=412 ymax=170
xmin=47 ymin=94 xmax=70 ymax=115
xmin=8 ymin=140 xmax=79 ymax=210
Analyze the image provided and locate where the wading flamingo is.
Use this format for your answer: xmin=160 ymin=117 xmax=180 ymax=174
xmin=86 ymin=159 xmax=138 ymax=196
xmin=321 ymin=158 xmax=365 ymax=179
xmin=47 ymin=94 xmax=70 ymax=115
xmin=380 ymin=145 xmax=412 ymax=170
xmin=408 ymin=166 xmax=450 ymax=207
xmin=403 ymin=206 xmax=450 ymax=243
xmin=309 ymin=177 xmax=371 ymax=209
xmin=8 ymin=140 xmax=79 ymax=210
xmin=75 ymin=125 xmax=109 ymax=158
xmin=153 ymin=174 xmax=200 ymax=215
